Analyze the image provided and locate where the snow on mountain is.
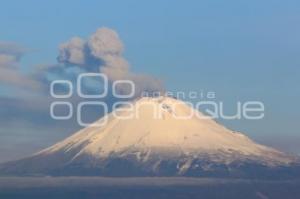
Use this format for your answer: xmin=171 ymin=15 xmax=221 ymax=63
xmin=39 ymin=97 xmax=291 ymax=164
xmin=0 ymin=97 xmax=298 ymax=177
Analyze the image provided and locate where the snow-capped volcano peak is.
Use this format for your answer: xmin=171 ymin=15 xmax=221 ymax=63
xmin=38 ymin=97 xmax=292 ymax=166
xmin=1 ymin=97 xmax=297 ymax=177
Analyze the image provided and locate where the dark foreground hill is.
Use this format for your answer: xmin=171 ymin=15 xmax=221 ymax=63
xmin=0 ymin=177 xmax=300 ymax=199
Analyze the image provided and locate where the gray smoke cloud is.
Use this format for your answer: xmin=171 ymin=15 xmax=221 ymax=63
xmin=57 ymin=37 xmax=86 ymax=66
xmin=57 ymin=27 xmax=164 ymax=97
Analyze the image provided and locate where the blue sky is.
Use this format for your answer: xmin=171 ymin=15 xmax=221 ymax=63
xmin=0 ymin=0 xmax=299 ymax=162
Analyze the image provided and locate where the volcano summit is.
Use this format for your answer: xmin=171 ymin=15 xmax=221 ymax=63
xmin=0 ymin=97 xmax=299 ymax=178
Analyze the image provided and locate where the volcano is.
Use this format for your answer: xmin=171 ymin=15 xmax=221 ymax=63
xmin=0 ymin=97 xmax=299 ymax=178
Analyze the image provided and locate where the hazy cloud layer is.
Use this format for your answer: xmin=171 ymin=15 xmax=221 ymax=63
xmin=0 ymin=42 xmax=41 ymax=91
